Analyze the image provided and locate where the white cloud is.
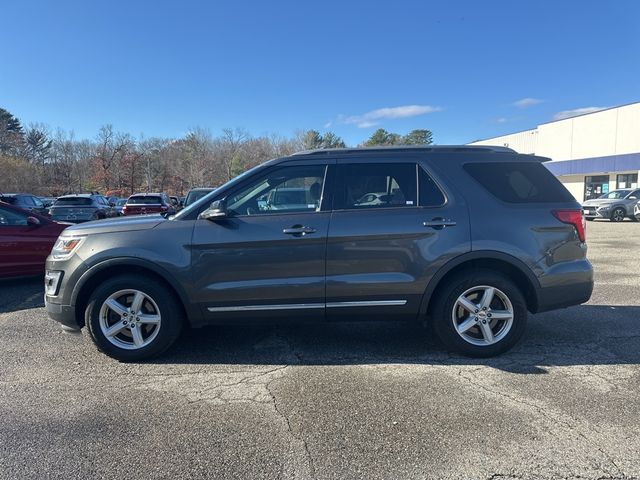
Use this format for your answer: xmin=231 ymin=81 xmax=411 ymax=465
xmin=512 ymin=97 xmax=544 ymax=108
xmin=341 ymin=104 xmax=442 ymax=128
xmin=496 ymin=117 xmax=508 ymax=123
xmin=552 ymin=106 xmax=609 ymax=121
xmin=323 ymin=121 xmax=332 ymax=129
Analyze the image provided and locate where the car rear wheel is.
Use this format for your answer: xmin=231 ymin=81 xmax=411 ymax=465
xmin=610 ymin=208 xmax=626 ymax=222
xmin=431 ymin=271 xmax=527 ymax=357
xmin=86 ymin=275 xmax=183 ymax=361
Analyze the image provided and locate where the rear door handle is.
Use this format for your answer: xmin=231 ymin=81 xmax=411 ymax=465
xmin=283 ymin=225 xmax=317 ymax=235
xmin=423 ymin=218 xmax=457 ymax=229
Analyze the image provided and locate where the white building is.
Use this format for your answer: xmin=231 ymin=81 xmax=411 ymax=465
xmin=469 ymin=102 xmax=640 ymax=202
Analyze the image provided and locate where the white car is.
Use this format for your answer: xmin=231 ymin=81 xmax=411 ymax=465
xmin=634 ymin=201 xmax=640 ymax=221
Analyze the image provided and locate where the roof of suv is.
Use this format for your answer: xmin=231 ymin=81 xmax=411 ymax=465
xmin=57 ymin=194 xmax=103 ymax=198
xmin=291 ymin=145 xmax=517 ymax=156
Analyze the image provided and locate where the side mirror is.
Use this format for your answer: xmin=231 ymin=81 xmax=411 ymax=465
xmin=199 ymin=199 xmax=228 ymax=221
xmin=109 ymin=202 xmax=115 ymax=207
xmin=27 ymin=216 xmax=41 ymax=226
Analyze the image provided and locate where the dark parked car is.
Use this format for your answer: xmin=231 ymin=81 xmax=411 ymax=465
xmin=582 ymin=188 xmax=640 ymax=222
xmin=40 ymin=197 xmax=57 ymax=208
xmin=114 ymin=198 xmax=127 ymax=216
xmin=49 ymin=194 xmax=117 ymax=223
xmin=183 ymin=187 xmax=215 ymax=207
xmin=122 ymin=193 xmax=176 ymax=216
xmin=45 ymin=146 xmax=593 ymax=361
xmin=0 ymin=193 xmax=50 ymax=216
xmin=0 ymin=201 xmax=68 ymax=278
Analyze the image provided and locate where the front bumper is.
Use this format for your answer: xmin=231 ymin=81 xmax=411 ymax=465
xmin=45 ymin=301 xmax=80 ymax=330
xmin=582 ymin=206 xmax=609 ymax=219
xmin=44 ymin=254 xmax=88 ymax=330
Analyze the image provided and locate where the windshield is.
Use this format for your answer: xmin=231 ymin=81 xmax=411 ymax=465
xmin=185 ymin=189 xmax=214 ymax=207
xmin=54 ymin=197 xmax=93 ymax=206
xmin=599 ymin=190 xmax=630 ymax=199
xmin=116 ymin=199 xmax=127 ymax=206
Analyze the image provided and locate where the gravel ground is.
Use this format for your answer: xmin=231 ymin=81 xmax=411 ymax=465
xmin=1 ymin=219 xmax=639 ymax=479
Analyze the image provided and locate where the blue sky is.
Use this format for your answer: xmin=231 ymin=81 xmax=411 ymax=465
xmin=2 ymin=0 xmax=639 ymax=145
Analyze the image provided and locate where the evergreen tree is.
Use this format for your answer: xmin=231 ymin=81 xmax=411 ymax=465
xmin=0 ymin=107 xmax=25 ymax=153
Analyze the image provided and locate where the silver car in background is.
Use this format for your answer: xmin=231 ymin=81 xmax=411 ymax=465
xmin=582 ymin=188 xmax=640 ymax=222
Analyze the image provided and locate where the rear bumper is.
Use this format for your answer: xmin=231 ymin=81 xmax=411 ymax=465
xmin=534 ymin=259 xmax=593 ymax=313
xmin=535 ymin=281 xmax=593 ymax=313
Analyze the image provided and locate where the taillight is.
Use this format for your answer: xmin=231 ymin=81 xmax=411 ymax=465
xmin=552 ymin=209 xmax=586 ymax=243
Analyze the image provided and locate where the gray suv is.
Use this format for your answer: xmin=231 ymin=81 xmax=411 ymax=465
xmin=581 ymin=188 xmax=640 ymax=222
xmin=45 ymin=146 xmax=593 ymax=361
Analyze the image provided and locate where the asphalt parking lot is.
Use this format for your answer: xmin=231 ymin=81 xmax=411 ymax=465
xmin=1 ymin=220 xmax=639 ymax=480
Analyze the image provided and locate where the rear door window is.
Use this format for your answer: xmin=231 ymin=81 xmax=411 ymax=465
xmin=419 ymin=167 xmax=446 ymax=207
xmin=464 ymin=162 xmax=575 ymax=203
xmin=334 ymin=163 xmax=417 ymax=210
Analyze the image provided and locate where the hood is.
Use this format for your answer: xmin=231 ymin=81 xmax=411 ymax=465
xmin=582 ymin=198 xmax=622 ymax=207
xmin=62 ymin=214 xmax=165 ymax=236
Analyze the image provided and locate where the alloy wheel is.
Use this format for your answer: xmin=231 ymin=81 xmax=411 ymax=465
xmin=99 ymin=289 xmax=162 ymax=350
xmin=451 ymin=285 xmax=514 ymax=346
xmin=611 ymin=208 xmax=625 ymax=222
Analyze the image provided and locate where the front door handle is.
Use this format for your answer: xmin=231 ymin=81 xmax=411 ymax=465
xmin=283 ymin=225 xmax=317 ymax=235
xmin=423 ymin=218 xmax=457 ymax=229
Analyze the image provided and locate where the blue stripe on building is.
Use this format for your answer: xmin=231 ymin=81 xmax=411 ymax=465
xmin=544 ymin=153 xmax=640 ymax=176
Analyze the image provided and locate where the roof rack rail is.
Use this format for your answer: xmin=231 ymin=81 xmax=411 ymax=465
xmin=291 ymin=145 xmax=516 ymax=156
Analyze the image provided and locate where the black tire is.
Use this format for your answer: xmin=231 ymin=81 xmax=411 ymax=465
xmin=86 ymin=274 xmax=183 ymax=361
xmin=610 ymin=208 xmax=626 ymax=222
xmin=585 ymin=218 xmax=594 ymax=221
xmin=431 ymin=270 xmax=527 ymax=357
xmin=630 ymin=215 xmax=638 ymax=222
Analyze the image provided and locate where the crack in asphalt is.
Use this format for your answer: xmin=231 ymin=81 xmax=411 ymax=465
xmin=266 ymin=375 xmax=316 ymax=480
xmin=455 ymin=368 xmax=625 ymax=479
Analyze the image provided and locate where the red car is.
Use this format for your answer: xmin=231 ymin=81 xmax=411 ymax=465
xmin=122 ymin=192 xmax=176 ymax=216
xmin=0 ymin=201 xmax=69 ymax=278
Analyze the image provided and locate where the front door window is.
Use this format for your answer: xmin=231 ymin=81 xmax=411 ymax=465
xmin=226 ymin=165 xmax=327 ymax=216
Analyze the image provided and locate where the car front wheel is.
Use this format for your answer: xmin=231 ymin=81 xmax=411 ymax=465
xmin=610 ymin=208 xmax=626 ymax=222
xmin=86 ymin=275 xmax=183 ymax=361
xmin=432 ymin=271 xmax=527 ymax=357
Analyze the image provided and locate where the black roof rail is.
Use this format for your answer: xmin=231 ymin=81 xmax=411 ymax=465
xmin=290 ymin=145 xmax=517 ymax=156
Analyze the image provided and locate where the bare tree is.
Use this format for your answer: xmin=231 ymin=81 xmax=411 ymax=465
xmin=95 ymin=125 xmax=131 ymax=191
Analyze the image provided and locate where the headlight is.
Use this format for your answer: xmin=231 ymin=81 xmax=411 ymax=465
xmin=51 ymin=236 xmax=85 ymax=260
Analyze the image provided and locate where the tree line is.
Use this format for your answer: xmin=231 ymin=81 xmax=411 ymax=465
xmin=0 ymin=107 xmax=433 ymax=196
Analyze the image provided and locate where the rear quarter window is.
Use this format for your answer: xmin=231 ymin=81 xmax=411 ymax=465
xmin=463 ymin=162 xmax=575 ymax=203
